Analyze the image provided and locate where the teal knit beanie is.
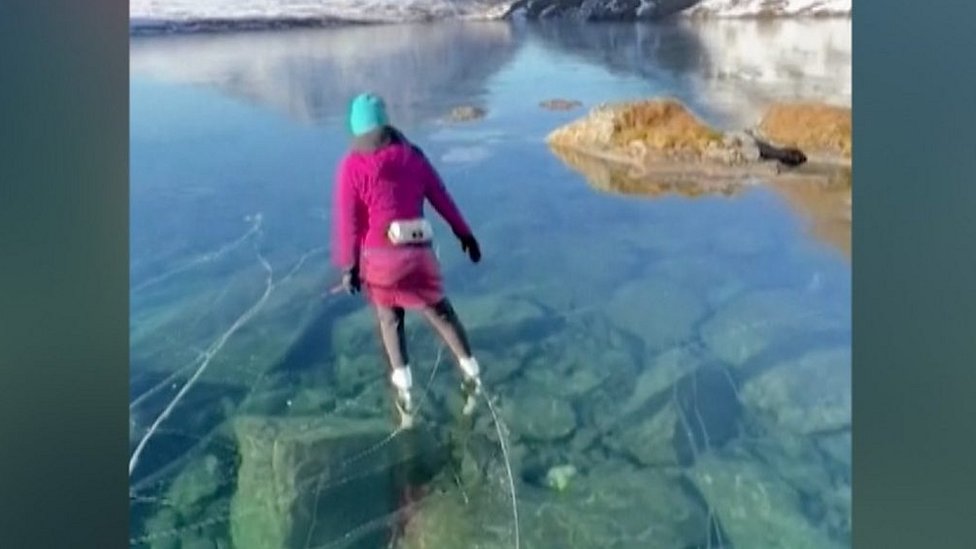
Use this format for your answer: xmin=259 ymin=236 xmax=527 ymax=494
xmin=348 ymin=93 xmax=389 ymax=136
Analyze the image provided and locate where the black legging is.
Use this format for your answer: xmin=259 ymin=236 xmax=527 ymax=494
xmin=372 ymin=298 xmax=472 ymax=370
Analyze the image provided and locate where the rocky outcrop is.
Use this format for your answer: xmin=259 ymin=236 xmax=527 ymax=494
xmin=549 ymin=98 xmax=727 ymax=162
xmin=757 ymin=102 xmax=852 ymax=164
xmin=547 ymin=98 xmax=853 ymax=255
xmin=546 ymin=97 xmax=853 ymax=250
xmin=548 ymin=98 xmax=849 ymax=180
xmin=548 ymin=99 xmax=790 ymax=193
xmin=507 ymin=0 xmax=701 ymax=20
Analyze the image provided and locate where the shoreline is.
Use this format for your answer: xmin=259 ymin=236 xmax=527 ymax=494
xmin=129 ymin=13 xmax=851 ymax=38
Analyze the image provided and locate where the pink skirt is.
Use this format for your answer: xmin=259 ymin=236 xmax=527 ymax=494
xmin=360 ymin=246 xmax=445 ymax=309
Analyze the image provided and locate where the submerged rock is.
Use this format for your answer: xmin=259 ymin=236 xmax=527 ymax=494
xmin=166 ymin=454 xmax=224 ymax=510
xmin=545 ymin=464 xmax=578 ymax=491
xmin=745 ymin=430 xmax=851 ymax=541
xmin=742 ymin=347 xmax=851 ymax=434
xmin=606 ymin=399 xmax=683 ymax=467
xmin=606 ymin=364 xmax=741 ymax=467
xmin=398 ymin=473 xmax=515 ymax=549
xmin=606 ymin=278 xmax=707 ymax=353
xmin=521 ymin=463 xmax=709 ymax=548
xmin=700 ymin=288 xmax=848 ymax=366
xmin=453 ymin=293 xmax=551 ymax=346
xmin=502 ymin=386 xmax=577 ymax=442
xmin=521 ymin=324 xmax=633 ymax=399
xmin=446 ymin=105 xmax=487 ymax=122
xmin=620 ymin=347 xmax=704 ymax=417
xmin=229 ymin=415 xmax=448 ymax=549
xmin=691 ymin=451 xmax=844 ymax=549
xmin=539 ymin=98 xmax=583 ymax=111
xmin=285 ymin=386 xmax=336 ymax=415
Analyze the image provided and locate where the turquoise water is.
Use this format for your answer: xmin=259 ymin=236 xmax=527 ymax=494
xmin=130 ymin=20 xmax=851 ymax=549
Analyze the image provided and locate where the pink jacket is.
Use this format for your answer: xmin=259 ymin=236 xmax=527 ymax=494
xmin=331 ymin=140 xmax=472 ymax=270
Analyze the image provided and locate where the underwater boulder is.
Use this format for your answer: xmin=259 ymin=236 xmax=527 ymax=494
xmin=284 ymin=386 xmax=337 ymax=415
xmin=691 ymin=450 xmax=845 ymax=549
xmin=744 ymin=430 xmax=851 ymax=542
xmin=522 ymin=338 xmax=630 ymax=399
xmin=607 ymin=363 xmax=741 ymax=467
xmin=164 ymin=453 xmax=225 ymax=511
xmin=333 ymin=352 xmax=382 ymax=397
xmin=742 ymin=347 xmax=851 ymax=434
xmin=605 ymin=399 xmax=683 ymax=467
xmin=398 ymin=472 xmax=515 ymax=549
xmin=620 ymin=346 xmax=704 ymax=417
xmin=446 ymin=105 xmax=487 ymax=123
xmin=479 ymin=349 xmax=523 ymax=386
xmin=229 ymin=415 xmax=448 ymax=549
xmin=606 ymin=278 xmax=707 ymax=354
xmin=520 ymin=462 xmax=709 ymax=548
xmin=700 ymin=288 xmax=848 ymax=367
xmin=453 ymin=294 xmax=553 ymax=348
xmin=502 ymin=385 xmax=577 ymax=442
xmin=539 ymin=98 xmax=583 ymax=111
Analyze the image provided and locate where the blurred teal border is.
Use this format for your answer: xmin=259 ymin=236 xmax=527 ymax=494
xmin=1 ymin=0 xmax=975 ymax=547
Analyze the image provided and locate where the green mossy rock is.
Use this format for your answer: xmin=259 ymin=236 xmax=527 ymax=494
xmin=691 ymin=451 xmax=844 ymax=549
xmin=229 ymin=415 xmax=447 ymax=549
xmin=742 ymin=347 xmax=851 ymax=434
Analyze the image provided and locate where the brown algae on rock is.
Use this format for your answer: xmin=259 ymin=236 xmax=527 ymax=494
xmin=757 ymin=102 xmax=852 ymax=162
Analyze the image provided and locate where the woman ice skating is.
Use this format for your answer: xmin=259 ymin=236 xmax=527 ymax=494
xmin=332 ymin=92 xmax=484 ymax=428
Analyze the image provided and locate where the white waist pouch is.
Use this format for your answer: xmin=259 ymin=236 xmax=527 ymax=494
xmin=387 ymin=218 xmax=434 ymax=245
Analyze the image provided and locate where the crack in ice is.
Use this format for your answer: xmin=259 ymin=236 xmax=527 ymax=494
xmin=132 ymin=213 xmax=263 ymax=294
xmin=129 ymin=236 xmax=274 ymax=477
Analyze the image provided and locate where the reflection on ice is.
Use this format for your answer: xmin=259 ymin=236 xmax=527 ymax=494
xmin=131 ymin=23 xmax=517 ymax=127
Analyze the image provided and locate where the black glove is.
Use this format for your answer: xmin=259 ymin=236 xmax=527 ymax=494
xmin=459 ymin=234 xmax=481 ymax=263
xmin=341 ymin=265 xmax=361 ymax=294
